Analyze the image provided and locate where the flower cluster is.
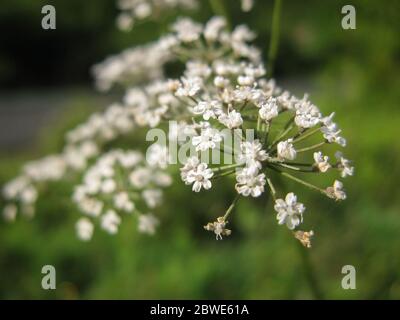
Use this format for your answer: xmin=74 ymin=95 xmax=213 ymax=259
xmin=2 ymin=141 xmax=100 ymax=222
xmin=115 ymin=0 xmax=256 ymax=32
xmin=167 ymin=38 xmax=354 ymax=239
xmin=93 ymin=16 xmax=260 ymax=92
xmin=116 ymin=0 xmax=198 ymax=31
xmin=2 ymin=11 xmax=354 ymax=248
xmin=74 ymin=149 xmax=172 ymax=241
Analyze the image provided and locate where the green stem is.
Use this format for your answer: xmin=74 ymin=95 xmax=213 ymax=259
xmin=297 ymin=243 xmax=325 ymax=299
xmin=292 ymin=126 xmax=321 ymax=144
xmin=276 ymin=163 xmax=316 ymax=172
xmin=269 ymin=158 xmax=313 ymax=167
xmin=267 ymin=0 xmax=283 ymax=78
xmin=296 ymin=141 xmax=326 ymax=153
xmin=223 ymin=194 xmax=240 ymax=220
xmin=239 ymin=101 xmax=248 ymax=112
xmin=268 ymin=165 xmax=327 ymax=195
xmin=266 ymin=177 xmax=277 ymax=201
xmin=213 ymin=169 xmax=236 ymax=179
xmin=212 ymin=163 xmax=243 ymax=173
xmin=261 ymin=122 xmax=270 ymax=146
xmin=267 ymin=117 xmax=294 ymax=151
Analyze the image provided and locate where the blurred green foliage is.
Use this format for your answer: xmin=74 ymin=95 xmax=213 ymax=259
xmin=0 ymin=0 xmax=400 ymax=299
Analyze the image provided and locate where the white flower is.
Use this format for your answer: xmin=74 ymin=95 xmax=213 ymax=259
xmin=129 ymin=167 xmax=151 ymax=188
xmin=146 ymin=144 xmax=170 ymax=169
xmin=172 ymin=18 xmax=202 ymax=43
xmin=326 ymin=180 xmax=347 ymax=200
xmin=321 ymin=113 xmax=346 ymax=146
xmin=175 ymin=76 xmax=202 ymax=97
xmin=204 ymin=16 xmax=226 ymax=42
xmin=277 ymin=91 xmax=299 ymax=110
xmin=335 ymin=152 xmax=354 ymax=178
xmin=294 ymin=101 xmax=321 ymax=128
xmin=192 ymin=127 xmax=222 ymax=151
xmin=274 ymin=193 xmax=305 ymax=230
xmin=142 ymin=189 xmax=163 ymax=208
xmin=259 ymin=97 xmax=279 ymax=121
xmin=79 ymin=197 xmax=103 ymax=217
xmin=235 ymin=167 xmax=266 ymax=197
xmin=237 ymin=75 xmax=255 ymax=86
xmin=76 ymin=218 xmax=94 ymax=241
xmin=134 ymin=2 xmax=151 ymax=19
xmin=2 ymin=175 xmax=29 ymax=199
xmin=313 ymin=151 xmax=331 ymax=173
xmin=138 ymin=213 xmax=159 ymax=235
xmin=185 ymin=60 xmax=212 ymax=79
xmin=193 ymin=100 xmax=222 ymax=120
xmin=231 ymin=24 xmax=256 ymax=43
xmin=238 ymin=140 xmax=268 ymax=170
xmin=3 ymin=204 xmax=17 ymax=222
xmin=23 ymin=155 xmax=66 ymax=181
xmin=183 ymin=162 xmax=213 ymax=192
xmin=153 ymin=171 xmax=173 ymax=187
xmin=277 ymin=138 xmax=297 ymax=160
xmin=244 ymin=64 xmax=266 ymax=78
xmin=241 ymin=0 xmax=254 ymax=12
xmin=116 ymin=12 xmax=133 ymax=31
xmin=100 ymin=179 xmax=116 ymax=194
xmin=233 ymin=86 xmax=258 ymax=102
xmin=218 ymin=110 xmax=243 ymax=129
xmin=114 ymin=192 xmax=135 ymax=212
xmin=101 ymin=210 xmax=121 ymax=234
xmin=117 ymin=151 xmax=143 ymax=168
xmin=20 ymin=186 xmax=38 ymax=204
xmin=169 ymin=121 xmax=196 ymax=144
xmin=180 ymin=156 xmax=200 ymax=181
xmin=204 ymin=217 xmax=231 ymax=240
xmin=213 ymin=76 xmax=230 ymax=88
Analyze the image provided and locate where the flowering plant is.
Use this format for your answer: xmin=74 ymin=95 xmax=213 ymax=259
xmin=2 ymin=0 xmax=353 ymax=248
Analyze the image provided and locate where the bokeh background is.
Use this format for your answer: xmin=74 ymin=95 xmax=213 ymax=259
xmin=0 ymin=0 xmax=399 ymax=299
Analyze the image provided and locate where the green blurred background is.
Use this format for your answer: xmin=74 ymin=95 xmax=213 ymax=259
xmin=0 ymin=0 xmax=399 ymax=299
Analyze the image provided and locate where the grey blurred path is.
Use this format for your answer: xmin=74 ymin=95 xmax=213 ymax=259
xmin=0 ymin=87 xmax=106 ymax=151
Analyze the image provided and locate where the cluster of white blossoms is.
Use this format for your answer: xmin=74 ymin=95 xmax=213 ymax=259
xmin=66 ymin=103 xmax=137 ymax=145
xmin=74 ymin=148 xmax=172 ymax=241
xmin=2 ymin=10 xmax=353 ymax=248
xmin=115 ymin=0 xmax=255 ymax=32
xmin=116 ymin=0 xmax=198 ymax=31
xmin=160 ymin=22 xmax=354 ymax=242
xmin=1 ymin=141 xmax=100 ymax=222
xmin=93 ymin=15 xmax=261 ymax=92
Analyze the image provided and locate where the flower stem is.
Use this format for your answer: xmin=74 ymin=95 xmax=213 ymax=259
xmin=212 ymin=163 xmax=243 ymax=173
xmin=267 ymin=0 xmax=283 ymax=77
xmin=276 ymin=163 xmax=316 ymax=172
xmin=213 ymin=169 xmax=236 ymax=179
xmin=267 ymin=118 xmax=294 ymax=151
xmin=239 ymin=101 xmax=248 ymax=112
xmin=223 ymin=194 xmax=240 ymax=220
xmin=292 ymin=126 xmax=321 ymax=144
xmin=297 ymin=243 xmax=325 ymax=299
xmin=268 ymin=158 xmax=313 ymax=167
xmin=296 ymin=141 xmax=326 ymax=153
xmin=268 ymin=165 xmax=327 ymax=195
xmin=261 ymin=122 xmax=270 ymax=146
xmin=266 ymin=177 xmax=277 ymax=201
xmin=257 ymin=114 xmax=262 ymax=132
